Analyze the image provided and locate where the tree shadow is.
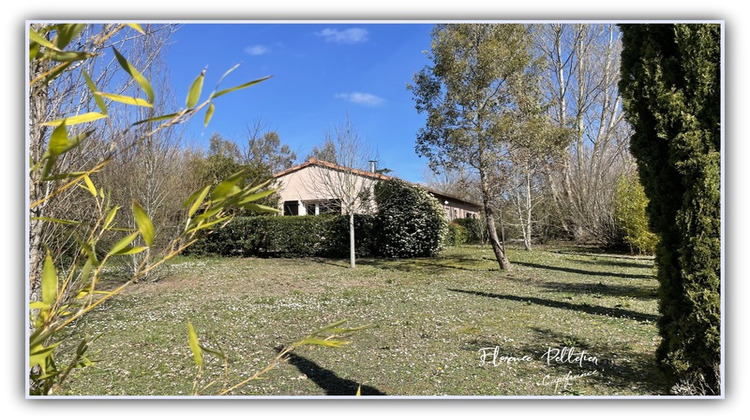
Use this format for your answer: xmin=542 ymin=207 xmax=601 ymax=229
xmin=573 ymin=258 xmax=655 ymax=270
xmin=522 ymin=328 xmax=669 ymax=395
xmin=448 ymin=288 xmax=658 ymax=322
xmin=357 ymin=258 xmax=495 ymax=273
xmin=513 ymin=261 xmax=655 ymax=280
xmin=276 ymin=347 xmax=387 ymax=396
xmin=537 ymin=281 xmax=659 ymax=300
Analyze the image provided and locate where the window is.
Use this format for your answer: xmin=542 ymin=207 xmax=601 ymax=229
xmin=283 ymin=201 xmax=299 ymax=216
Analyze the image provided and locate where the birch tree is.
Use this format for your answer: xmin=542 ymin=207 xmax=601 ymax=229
xmin=536 ymin=23 xmax=633 ymax=243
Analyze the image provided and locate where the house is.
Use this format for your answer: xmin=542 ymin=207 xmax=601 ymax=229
xmin=272 ymin=157 xmax=481 ymax=221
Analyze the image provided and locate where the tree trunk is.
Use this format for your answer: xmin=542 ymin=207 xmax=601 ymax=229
xmin=478 ymin=166 xmax=510 ymax=271
xmin=349 ymin=211 xmax=355 ymax=269
xmin=28 ymin=32 xmax=49 ymax=303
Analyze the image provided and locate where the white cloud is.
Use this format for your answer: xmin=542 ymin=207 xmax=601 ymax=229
xmin=244 ymin=45 xmax=270 ymax=55
xmin=316 ymin=28 xmax=369 ymax=44
xmin=335 ymin=92 xmax=385 ymax=107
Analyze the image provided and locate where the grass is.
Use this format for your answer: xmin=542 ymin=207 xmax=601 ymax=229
xmin=55 ymin=244 xmax=667 ymax=397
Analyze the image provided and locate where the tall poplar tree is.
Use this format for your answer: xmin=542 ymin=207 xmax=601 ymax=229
xmin=619 ymin=23 xmax=721 ymax=395
xmin=409 ymin=24 xmax=538 ymax=270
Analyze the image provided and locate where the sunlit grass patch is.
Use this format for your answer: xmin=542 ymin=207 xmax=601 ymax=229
xmin=55 ymin=245 xmax=666 ymax=397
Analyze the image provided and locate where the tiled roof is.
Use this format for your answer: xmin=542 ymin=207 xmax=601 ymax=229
xmin=273 ymin=157 xmax=482 ymax=209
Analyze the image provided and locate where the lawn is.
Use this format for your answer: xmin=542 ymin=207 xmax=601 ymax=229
xmin=55 ymin=244 xmax=667 ymax=397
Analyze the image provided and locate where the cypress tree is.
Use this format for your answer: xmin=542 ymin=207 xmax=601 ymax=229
xmin=619 ymin=24 xmax=721 ymax=394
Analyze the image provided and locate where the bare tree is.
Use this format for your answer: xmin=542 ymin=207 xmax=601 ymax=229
xmin=28 ymin=24 xmax=178 ymax=298
xmin=305 ymin=115 xmax=374 ymax=268
xmin=536 ymin=23 xmax=633 ymax=243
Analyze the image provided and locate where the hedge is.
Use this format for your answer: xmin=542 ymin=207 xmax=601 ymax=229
xmin=187 ymin=215 xmax=377 ymax=258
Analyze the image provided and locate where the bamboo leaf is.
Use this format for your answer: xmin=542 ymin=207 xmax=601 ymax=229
xmin=47 ymin=121 xmax=68 ymax=157
xmin=43 ymin=50 xmax=92 ymax=63
xmin=185 ymin=215 xmax=231 ymax=235
xmin=29 ymin=342 xmax=61 ymax=374
xmin=112 ymin=47 xmax=154 ymax=103
xmin=53 ymin=24 xmax=85 ymax=50
xmin=236 ymin=189 xmax=276 ymax=206
xmin=103 ymin=206 xmax=120 ymax=230
xmin=96 ymin=92 xmax=152 ymax=108
xmin=132 ymin=112 xmax=180 ymax=126
xmin=186 ymin=69 xmax=205 ymax=108
xmin=29 ymin=42 xmax=40 ymax=61
xmin=356 ymin=385 xmax=361 ymax=396
xmin=83 ymin=175 xmax=97 ymax=196
xmin=187 ymin=322 xmax=204 ymax=368
xmin=210 ymin=75 xmax=272 ymax=100
xmin=83 ymin=71 xmax=107 ymax=115
xmin=29 ymin=301 xmax=50 ymax=310
xmin=204 ymin=103 xmax=215 ymax=128
xmin=107 ymin=231 xmax=140 ymax=257
xmin=31 ymin=216 xmax=81 ymax=225
xmin=240 ymin=203 xmax=279 ymax=214
xmin=132 ymin=200 xmax=155 ymax=247
xmin=210 ymin=171 xmax=246 ymax=201
xmin=41 ymin=252 xmax=58 ymax=306
xmin=187 ymin=185 xmax=211 ymax=218
xmin=299 ymin=338 xmax=351 ymax=348
xmin=126 ymin=23 xmax=145 ymax=34
xmin=40 ymin=61 xmax=73 ymax=86
xmin=114 ymin=246 xmax=149 ymax=255
xmin=42 ymin=113 xmax=106 ymax=127
xmin=29 ymin=29 xmax=59 ymax=51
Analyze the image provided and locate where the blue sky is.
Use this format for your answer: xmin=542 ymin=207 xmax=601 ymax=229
xmin=165 ymin=23 xmax=436 ymax=183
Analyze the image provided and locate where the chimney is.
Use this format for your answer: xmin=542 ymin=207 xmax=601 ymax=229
xmin=369 ymin=160 xmax=377 ymax=173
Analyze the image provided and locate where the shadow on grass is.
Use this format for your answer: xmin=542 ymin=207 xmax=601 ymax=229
xmin=538 ymin=281 xmax=659 ymax=300
xmin=513 ymin=261 xmax=655 ymax=280
xmin=357 ymin=258 xmax=495 ymax=273
xmin=572 ymin=258 xmax=655 ymax=270
xmin=448 ymin=288 xmax=658 ymax=323
xmin=277 ymin=348 xmax=386 ymax=396
xmin=523 ymin=328 xmax=669 ymax=395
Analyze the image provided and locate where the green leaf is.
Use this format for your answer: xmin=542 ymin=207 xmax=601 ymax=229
xmin=132 ymin=112 xmax=180 ymax=126
xmin=115 ymin=246 xmax=149 ymax=255
xmin=112 ymin=47 xmax=154 ymax=104
xmin=53 ymin=24 xmax=85 ymax=50
xmin=29 ymin=41 xmax=40 ymax=61
xmin=47 ymin=121 xmax=68 ymax=157
xmin=45 ymin=127 xmax=95 ymax=158
xmin=31 ymin=216 xmax=81 ymax=225
xmin=299 ymin=338 xmax=351 ymax=348
xmin=126 ymin=23 xmax=145 ymax=34
xmin=42 ymin=112 xmax=106 ymax=126
xmin=132 ymin=200 xmax=155 ymax=247
xmin=236 ymin=189 xmax=276 ymax=205
xmin=29 ymin=301 xmax=51 ymax=310
xmin=96 ymin=92 xmax=152 ymax=108
xmin=210 ymin=75 xmax=272 ymax=100
xmin=185 ymin=215 xmax=231 ymax=235
xmin=41 ymin=252 xmax=58 ymax=306
xmin=43 ymin=50 xmax=92 ymax=63
xmin=29 ymin=342 xmax=61 ymax=374
xmin=83 ymin=175 xmax=97 ymax=196
xmin=103 ymin=206 xmax=120 ymax=230
xmin=210 ymin=171 xmax=246 ymax=201
xmin=186 ymin=185 xmax=211 ymax=218
xmin=241 ymin=203 xmax=280 ymax=214
xmin=186 ymin=69 xmax=205 ymax=108
xmin=187 ymin=322 xmax=204 ymax=368
xmin=83 ymin=71 xmax=107 ymax=115
xmin=204 ymin=103 xmax=215 ymax=128
xmin=107 ymin=231 xmax=140 ymax=257
xmin=29 ymin=29 xmax=59 ymax=51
